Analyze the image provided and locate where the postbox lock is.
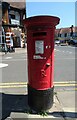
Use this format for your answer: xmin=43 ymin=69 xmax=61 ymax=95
xmin=46 ymin=63 xmax=50 ymax=67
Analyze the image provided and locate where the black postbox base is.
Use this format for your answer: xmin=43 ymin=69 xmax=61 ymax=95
xmin=28 ymin=84 xmax=54 ymax=112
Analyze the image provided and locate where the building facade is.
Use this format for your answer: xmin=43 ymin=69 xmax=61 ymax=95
xmin=1 ymin=0 xmax=26 ymax=48
xmin=55 ymin=26 xmax=77 ymax=41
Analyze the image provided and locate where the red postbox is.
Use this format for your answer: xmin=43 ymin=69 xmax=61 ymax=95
xmin=23 ymin=16 xmax=60 ymax=112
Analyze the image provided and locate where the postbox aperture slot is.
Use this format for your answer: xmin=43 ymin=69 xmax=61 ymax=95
xmin=35 ymin=40 xmax=44 ymax=54
xmin=33 ymin=32 xmax=47 ymax=37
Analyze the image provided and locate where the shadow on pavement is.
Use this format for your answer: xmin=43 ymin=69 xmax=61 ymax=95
xmin=1 ymin=93 xmax=29 ymax=120
xmin=48 ymin=112 xmax=77 ymax=119
xmin=0 ymin=92 xmax=77 ymax=120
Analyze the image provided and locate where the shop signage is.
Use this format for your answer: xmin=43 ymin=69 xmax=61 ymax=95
xmin=11 ymin=19 xmax=20 ymax=25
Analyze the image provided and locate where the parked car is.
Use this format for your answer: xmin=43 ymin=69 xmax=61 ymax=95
xmin=55 ymin=40 xmax=60 ymax=46
xmin=68 ymin=40 xmax=77 ymax=47
xmin=60 ymin=40 xmax=68 ymax=46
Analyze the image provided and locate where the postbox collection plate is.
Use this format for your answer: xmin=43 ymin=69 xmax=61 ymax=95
xmin=35 ymin=40 xmax=44 ymax=54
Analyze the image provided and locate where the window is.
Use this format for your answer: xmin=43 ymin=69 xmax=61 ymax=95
xmin=11 ymin=15 xmax=15 ymax=19
xmin=60 ymin=34 xmax=61 ymax=37
xmin=64 ymin=33 xmax=67 ymax=37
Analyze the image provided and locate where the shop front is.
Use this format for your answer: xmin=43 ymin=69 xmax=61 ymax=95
xmin=2 ymin=1 xmax=26 ymax=48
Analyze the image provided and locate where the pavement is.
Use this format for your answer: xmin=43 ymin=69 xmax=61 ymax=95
xmin=15 ymin=47 xmax=27 ymax=54
xmin=0 ymin=47 xmax=77 ymax=120
xmin=3 ymin=88 xmax=76 ymax=120
xmin=0 ymin=45 xmax=27 ymax=56
xmin=0 ymin=51 xmax=5 ymax=56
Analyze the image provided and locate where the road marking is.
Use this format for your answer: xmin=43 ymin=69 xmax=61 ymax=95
xmin=56 ymin=57 xmax=75 ymax=60
xmin=55 ymin=84 xmax=76 ymax=87
xmin=66 ymin=51 xmax=69 ymax=52
xmin=54 ymin=49 xmax=60 ymax=52
xmin=0 ymin=82 xmax=27 ymax=88
xmin=2 ymin=59 xmax=26 ymax=61
xmin=0 ymin=81 xmax=76 ymax=85
xmin=54 ymin=81 xmax=77 ymax=86
xmin=75 ymin=88 xmax=77 ymax=91
xmin=5 ymin=57 xmax=12 ymax=59
xmin=0 ymin=82 xmax=27 ymax=85
xmin=55 ymin=48 xmax=74 ymax=54
xmin=54 ymin=81 xmax=76 ymax=84
xmin=0 ymin=63 xmax=8 ymax=68
xmin=0 ymin=81 xmax=76 ymax=89
xmin=55 ymin=82 xmax=76 ymax=87
xmin=69 ymin=52 xmax=72 ymax=54
xmin=54 ymin=48 xmax=59 ymax=51
xmin=0 ymin=85 xmax=27 ymax=88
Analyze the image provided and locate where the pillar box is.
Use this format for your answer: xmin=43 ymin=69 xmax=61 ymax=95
xmin=23 ymin=16 xmax=60 ymax=112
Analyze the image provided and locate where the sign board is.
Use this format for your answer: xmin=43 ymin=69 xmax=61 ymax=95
xmin=11 ymin=19 xmax=20 ymax=25
xmin=35 ymin=40 xmax=44 ymax=54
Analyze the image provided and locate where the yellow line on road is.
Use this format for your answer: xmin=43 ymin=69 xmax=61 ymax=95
xmin=0 ymin=85 xmax=27 ymax=88
xmin=55 ymin=84 xmax=77 ymax=87
xmin=0 ymin=82 xmax=77 ymax=89
xmin=54 ymin=81 xmax=77 ymax=86
xmin=75 ymin=88 xmax=77 ymax=91
xmin=0 ymin=85 xmax=76 ymax=88
xmin=0 ymin=81 xmax=76 ymax=86
xmin=0 ymin=85 xmax=76 ymax=91
xmin=54 ymin=81 xmax=76 ymax=84
xmin=0 ymin=82 xmax=27 ymax=86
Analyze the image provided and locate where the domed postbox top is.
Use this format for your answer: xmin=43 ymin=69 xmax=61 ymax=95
xmin=23 ymin=15 xmax=60 ymax=28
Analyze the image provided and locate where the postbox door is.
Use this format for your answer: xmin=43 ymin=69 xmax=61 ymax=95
xmin=28 ymin=30 xmax=54 ymax=90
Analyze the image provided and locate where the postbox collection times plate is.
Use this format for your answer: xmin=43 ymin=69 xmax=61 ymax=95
xmin=35 ymin=40 xmax=44 ymax=54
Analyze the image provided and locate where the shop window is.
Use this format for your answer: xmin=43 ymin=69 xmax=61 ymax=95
xmin=11 ymin=15 xmax=15 ymax=19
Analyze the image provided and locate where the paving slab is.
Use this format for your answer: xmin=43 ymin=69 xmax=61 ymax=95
xmin=56 ymin=91 xmax=77 ymax=120
xmin=9 ymin=95 xmax=65 ymax=120
xmin=0 ymin=52 xmax=5 ymax=56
